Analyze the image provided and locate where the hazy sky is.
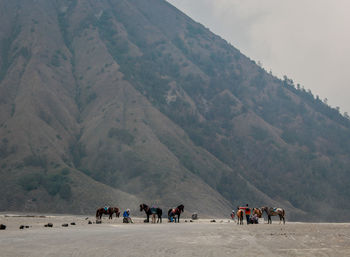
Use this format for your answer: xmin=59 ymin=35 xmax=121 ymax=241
xmin=167 ymin=0 xmax=350 ymax=113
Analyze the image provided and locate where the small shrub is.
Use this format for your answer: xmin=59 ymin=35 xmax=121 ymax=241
xmin=18 ymin=173 xmax=44 ymax=191
xmin=43 ymin=173 xmax=70 ymax=197
xmin=108 ymin=128 xmax=134 ymax=145
xmin=86 ymin=92 xmax=97 ymax=104
xmin=50 ymin=54 xmax=60 ymax=67
xmin=59 ymin=184 xmax=72 ymax=200
xmin=251 ymin=126 xmax=270 ymax=141
xmin=23 ymin=155 xmax=47 ymax=169
xmin=61 ymin=168 xmax=70 ymax=175
xmin=18 ymin=169 xmax=71 ymax=200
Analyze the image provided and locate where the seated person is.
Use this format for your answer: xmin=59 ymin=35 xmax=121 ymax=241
xmin=250 ymin=214 xmax=259 ymax=224
xmin=123 ymin=209 xmax=133 ymax=223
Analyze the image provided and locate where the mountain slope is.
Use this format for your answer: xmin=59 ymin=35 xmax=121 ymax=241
xmin=0 ymin=0 xmax=349 ymax=220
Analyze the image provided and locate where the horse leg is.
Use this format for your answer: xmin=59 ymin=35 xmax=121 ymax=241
xmin=147 ymin=214 xmax=150 ymax=223
xmin=178 ymin=214 xmax=180 ymax=223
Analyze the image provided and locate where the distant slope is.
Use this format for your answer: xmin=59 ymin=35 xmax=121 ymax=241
xmin=0 ymin=0 xmax=349 ymax=220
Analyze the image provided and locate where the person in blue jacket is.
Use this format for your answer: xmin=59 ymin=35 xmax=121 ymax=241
xmin=123 ymin=209 xmax=133 ymax=223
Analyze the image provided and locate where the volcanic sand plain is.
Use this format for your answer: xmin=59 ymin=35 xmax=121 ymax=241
xmin=1 ymin=214 xmax=350 ymax=257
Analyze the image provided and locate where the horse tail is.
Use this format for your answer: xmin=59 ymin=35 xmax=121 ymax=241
xmin=96 ymin=209 xmax=99 ymax=218
xmin=283 ymin=209 xmax=285 ymax=218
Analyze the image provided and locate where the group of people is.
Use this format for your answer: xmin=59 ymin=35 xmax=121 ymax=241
xmin=231 ymin=204 xmax=259 ymax=224
xmin=104 ymin=205 xmax=133 ymax=223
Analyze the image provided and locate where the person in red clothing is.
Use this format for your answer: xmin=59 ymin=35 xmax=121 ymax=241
xmin=239 ymin=204 xmax=251 ymax=224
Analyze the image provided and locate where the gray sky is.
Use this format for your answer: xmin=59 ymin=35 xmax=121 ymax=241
xmin=167 ymin=0 xmax=350 ymax=114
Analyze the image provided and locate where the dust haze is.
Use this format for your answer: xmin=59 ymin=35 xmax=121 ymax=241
xmin=168 ymin=0 xmax=350 ymax=113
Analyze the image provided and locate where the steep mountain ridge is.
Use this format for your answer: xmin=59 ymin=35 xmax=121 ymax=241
xmin=0 ymin=0 xmax=349 ymax=220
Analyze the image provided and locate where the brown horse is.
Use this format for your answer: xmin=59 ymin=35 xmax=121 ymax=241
xmin=96 ymin=207 xmax=120 ymax=220
xmin=236 ymin=209 xmax=244 ymax=225
xmin=252 ymin=208 xmax=263 ymax=218
xmin=261 ymin=206 xmax=285 ymax=224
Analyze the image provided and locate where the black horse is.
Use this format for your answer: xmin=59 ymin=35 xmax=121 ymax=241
xmin=140 ymin=204 xmax=163 ymax=223
xmin=167 ymin=204 xmax=184 ymax=223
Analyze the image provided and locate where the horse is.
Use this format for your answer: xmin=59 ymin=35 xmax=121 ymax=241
xmin=252 ymin=208 xmax=263 ymax=218
xmin=167 ymin=204 xmax=184 ymax=223
xmin=140 ymin=204 xmax=163 ymax=223
xmin=96 ymin=207 xmax=120 ymax=220
xmin=236 ymin=209 xmax=244 ymax=225
xmin=261 ymin=206 xmax=285 ymax=224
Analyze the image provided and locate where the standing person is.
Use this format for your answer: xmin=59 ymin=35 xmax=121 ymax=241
xmin=123 ymin=209 xmax=133 ymax=223
xmin=239 ymin=204 xmax=251 ymax=224
xmin=231 ymin=210 xmax=235 ymax=220
xmin=151 ymin=205 xmax=157 ymax=223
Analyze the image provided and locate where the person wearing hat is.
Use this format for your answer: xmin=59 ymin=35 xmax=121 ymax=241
xmin=123 ymin=209 xmax=133 ymax=223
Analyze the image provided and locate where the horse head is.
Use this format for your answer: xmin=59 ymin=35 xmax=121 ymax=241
xmin=261 ymin=206 xmax=269 ymax=214
xmin=253 ymin=208 xmax=262 ymax=218
xmin=178 ymin=204 xmax=184 ymax=213
xmin=140 ymin=204 xmax=149 ymax=212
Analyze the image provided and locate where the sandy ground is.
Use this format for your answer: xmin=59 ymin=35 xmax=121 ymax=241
xmin=1 ymin=214 xmax=350 ymax=257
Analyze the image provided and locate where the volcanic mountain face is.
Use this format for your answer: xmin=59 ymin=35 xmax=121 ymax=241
xmin=1 ymin=0 xmax=350 ymax=220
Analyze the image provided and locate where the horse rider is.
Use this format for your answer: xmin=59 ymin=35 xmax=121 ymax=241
xmin=104 ymin=204 xmax=109 ymax=212
xmin=123 ymin=209 xmax=133 ymax=223
xmin=239 ymin=204 xmax=251 ymax=224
